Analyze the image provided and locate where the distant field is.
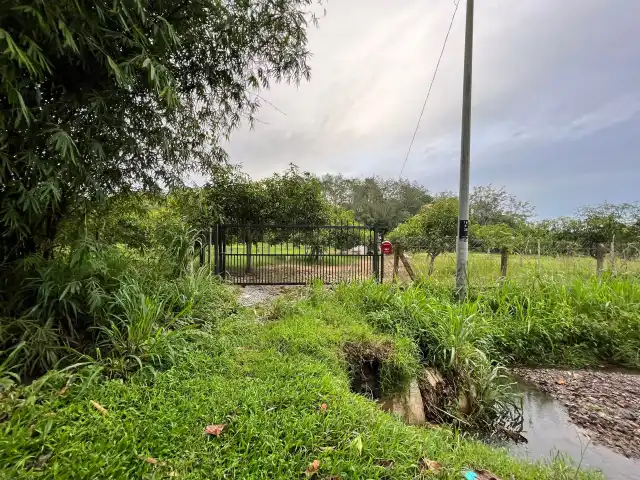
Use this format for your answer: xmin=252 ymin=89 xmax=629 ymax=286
xmin=392 ymin=251 xmax=640 ymax=285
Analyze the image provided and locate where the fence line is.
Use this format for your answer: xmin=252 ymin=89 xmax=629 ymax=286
xmin=391 ymin=237 xmax=640 ymax=282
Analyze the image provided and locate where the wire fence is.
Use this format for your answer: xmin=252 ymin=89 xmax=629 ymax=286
xmin=388 ymin=237 xmax=640 ymax=284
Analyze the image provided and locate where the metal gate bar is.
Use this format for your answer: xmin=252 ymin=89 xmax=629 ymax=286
xmin=212 ymin=224 xmax=383 ymax=285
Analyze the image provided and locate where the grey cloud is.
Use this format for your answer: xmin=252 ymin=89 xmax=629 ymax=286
xmin=223 ymin=0 xmax=640 ymax=216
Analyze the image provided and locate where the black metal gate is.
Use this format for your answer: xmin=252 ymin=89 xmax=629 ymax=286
xmin=211 ymin=224 xmax=384 ymax=285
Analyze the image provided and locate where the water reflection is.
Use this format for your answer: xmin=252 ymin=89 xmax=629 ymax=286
xmin=510 ymin=380 xmax=639 ymax=480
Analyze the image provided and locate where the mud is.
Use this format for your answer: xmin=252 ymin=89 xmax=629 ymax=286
xmin=513 ymin=367 xmax=640 ymax=459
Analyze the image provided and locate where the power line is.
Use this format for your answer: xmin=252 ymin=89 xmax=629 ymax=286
xmin=249 ymin=92 xmax=287 ymax=116
xmin=399 ymin=0 xmax=461 ymax=178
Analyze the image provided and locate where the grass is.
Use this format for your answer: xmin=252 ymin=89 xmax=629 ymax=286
xmin=0 ymin=279 xmax=609 ymax=479
xmin=405 ymin=251 xmax=640 ymax=285
xmin=348 ymin=276 xmax=640 ymax=369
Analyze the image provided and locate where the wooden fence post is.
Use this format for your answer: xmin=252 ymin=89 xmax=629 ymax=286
xmin=500 ymin=247 xmax=509 ymax=278
xmin=596 ymin=243 xmax=606 ymax=278
xmin=393 ymin=247 xmax=401 ymax=282
xmin=399 ymin=251 xmax=415 ymax=281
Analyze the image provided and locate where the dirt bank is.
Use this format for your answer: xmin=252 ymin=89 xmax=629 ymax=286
xmin=513 ymin=367 xmax=640 ymax=459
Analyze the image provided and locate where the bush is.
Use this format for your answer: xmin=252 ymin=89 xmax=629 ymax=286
xmin=0 ymin=234 xmax=233 ymax=380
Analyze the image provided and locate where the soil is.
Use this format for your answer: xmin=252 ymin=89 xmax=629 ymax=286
xmin=513 ymin=367 xmax=640 ymax=459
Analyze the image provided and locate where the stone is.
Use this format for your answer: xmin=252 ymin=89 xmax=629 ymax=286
xmin=381 ymin=380 xmax=426 ymax=425
xmin=422 ymin=368 xmax=444 ymax=389
xmin=458 ymin=393 xmax=472 ymax=415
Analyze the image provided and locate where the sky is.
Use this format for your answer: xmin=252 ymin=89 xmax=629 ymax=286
xmin=224 ymin=0 xmax=640 ymax=219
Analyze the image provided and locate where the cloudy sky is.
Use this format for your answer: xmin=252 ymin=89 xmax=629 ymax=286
xmin=225 ymin=0 xmax=640 ymax=218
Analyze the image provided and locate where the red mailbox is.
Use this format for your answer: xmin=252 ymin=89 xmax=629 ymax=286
xmin=381 ymin=241 xmax=393 ymax=255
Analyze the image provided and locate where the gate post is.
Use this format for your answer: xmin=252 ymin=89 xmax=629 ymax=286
xmin=214 ymin=225 xmax=220 ymax=275
xmin=372 ymin=228 xmax=380 ymax=281
xmin=379 ymin=230 xmax=385 ymax=282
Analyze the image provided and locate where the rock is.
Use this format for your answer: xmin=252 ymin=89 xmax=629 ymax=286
xmin=459 ymin=393 xmax=472 ymax=415
xmin=381 ymin=380 xmax=426 ymax=425
xmin=421 ymin=368 xmax=444 ymax=389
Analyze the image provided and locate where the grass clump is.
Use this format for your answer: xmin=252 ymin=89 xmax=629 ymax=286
xmin=0 ymin=282 xmax=603 ymax=479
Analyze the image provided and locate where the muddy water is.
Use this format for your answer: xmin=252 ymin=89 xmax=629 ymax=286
xmin=509 ymin=382 xmax=639 ymax=479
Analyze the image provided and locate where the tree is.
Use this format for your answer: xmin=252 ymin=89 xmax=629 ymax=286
xmin=470 ymin=185 xmax=534 ymax=228
xmin=319 ymin=175 xmax=432 ymax=230
xmin=388 ymin=196 xmax=458 ymax=275
xmin=472 ymin=224 xmax=520 ymax=253
xmin=199 ymin=164 xmax=331 ymax=271
xmin=1 ymin=0 xmax=321 ymax=265
xmin=576 ymin=202 xmax=640 ymax=246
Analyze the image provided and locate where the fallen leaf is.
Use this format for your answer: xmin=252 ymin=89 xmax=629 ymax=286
xmin=556 ymin=377 xmax=566 ymax=385
xmin=90 ymin=400 xmax=108 ymax=415
xmin=204 ymin=424 xmax=226 ymax=436
xmin=305 ymin=459 xmax=320 ymax=476
xmin=58 ymin=386 xmax=68 ymax=396
xmin=138 ymin=455 xmax=167 ymax=467
xmin=464 ymin=469 xmax=503 ymax=480
xmin=319 ymin=446 xmax=335 ymax=452
xmin=476 ymin=469 xmax=502 ymax=480
xmin=419 ymin=458 xmax=443 ymax=474
xmin=320 ymin=403 xmax=328 ymax=411
xmin=375 ymin=459 xmax=394 ymax=468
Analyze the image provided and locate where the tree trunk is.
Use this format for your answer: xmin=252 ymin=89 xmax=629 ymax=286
xmin=428 ymin=253 xmax=437 ymax=276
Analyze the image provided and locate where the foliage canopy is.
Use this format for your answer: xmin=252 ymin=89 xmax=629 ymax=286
xmin=1 ymin=0 xmax=320 ymax=261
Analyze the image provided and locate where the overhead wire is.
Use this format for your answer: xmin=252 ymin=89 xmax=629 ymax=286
xmin=399 ymin=0 xmax=461 ymax=178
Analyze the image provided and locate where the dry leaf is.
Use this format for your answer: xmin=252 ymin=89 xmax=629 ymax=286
xmin=305 ymin=459 xmax=320 ymax=476
xmin=556 ymin=377 xmax=567 ymax=385
xmin=465 ymin=469 xmax=503 ymax=480
xmin=320 ymin=403 xmax=328 ymax=411
xmin=138 ymin=455 xmax=167 ymax=467
xmin=58 ymin=386 xmax=68 ymax=396
xmin=90 ymin=400 xmax=108 ymax=415
xmin=477 ymin=469 xmax=503 ymax=480
xmin=419 ymin=458 xmax=443 ymax=474
xmin=204 ymin=424 xmax=226 ymax=436
xmin=375 ymin=459 xmax=394 ymax=468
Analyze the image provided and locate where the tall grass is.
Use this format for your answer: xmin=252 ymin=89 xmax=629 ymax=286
xmin=0 ymin=233 xmax=234 ymax=380
xmin=338 ymin=277 xmax=640 ymax=369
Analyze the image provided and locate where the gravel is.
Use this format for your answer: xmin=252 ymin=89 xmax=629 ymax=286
xmin=514 ymin=367 xmax=640 ymax=459
xmin=236 ymin=285 xmax=298 ymax=307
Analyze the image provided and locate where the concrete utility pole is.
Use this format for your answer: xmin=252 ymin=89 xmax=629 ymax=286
xmin=455 ymin=0 xmax=475 ymax=298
